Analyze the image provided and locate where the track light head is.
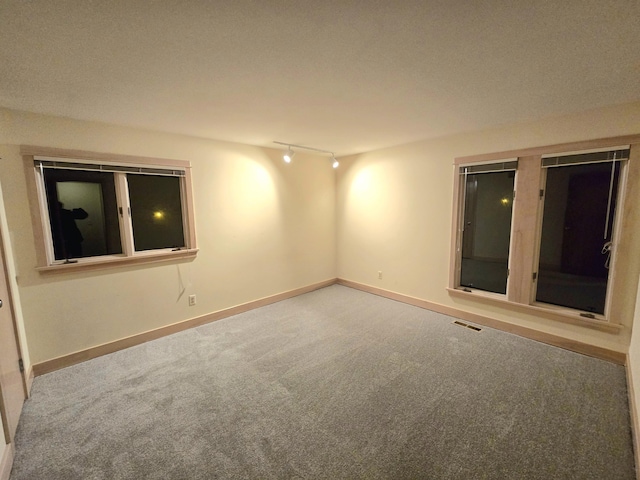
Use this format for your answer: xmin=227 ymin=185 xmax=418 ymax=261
xmin=283 ymin=147 xmax=295 ymax=163
xmin=274 ymin=141 xmax=337 ymax=168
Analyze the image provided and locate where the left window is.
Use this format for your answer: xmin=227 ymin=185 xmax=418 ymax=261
xmin=458 ymin=161 xmax=516 ymax=294
xmin=42 ymin=167 xmax=123 ymax=260
xmin=23 ymin=147 xmax=197 ymax=270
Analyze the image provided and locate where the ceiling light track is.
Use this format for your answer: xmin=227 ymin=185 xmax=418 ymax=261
xmin=273 ymin=141 xmax=339 ymax=168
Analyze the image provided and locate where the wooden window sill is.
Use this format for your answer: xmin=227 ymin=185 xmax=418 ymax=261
xmin=446 ymin=287 xmax=622 ymax=333
xmin=36 ymin=248 xmax=198 ymax=274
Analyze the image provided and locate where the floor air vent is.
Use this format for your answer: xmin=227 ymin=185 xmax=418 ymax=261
xmin=452 ymin=320 xmax=482 ymax=332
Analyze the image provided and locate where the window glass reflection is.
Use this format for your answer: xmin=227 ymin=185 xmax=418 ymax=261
xmin=460 ymin=171 xmax=514 ymax=294
xmin=536 ymin=161 xmax=620 ymax=314
xmin=128 ymin=175 xmax=185 ymax=251
xmin=43 ymin=169 xmax=122 ymax=260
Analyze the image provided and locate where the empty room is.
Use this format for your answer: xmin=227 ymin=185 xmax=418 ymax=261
xmin=1 ymin=1 xmax=640 ymax=479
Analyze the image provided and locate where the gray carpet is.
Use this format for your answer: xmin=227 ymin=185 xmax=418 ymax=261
xmin=10 ymin=285 xmax=635 ymax=479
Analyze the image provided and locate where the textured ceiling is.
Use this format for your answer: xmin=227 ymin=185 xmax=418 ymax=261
xmin=1 ymin=1 xmax=639 ymax=155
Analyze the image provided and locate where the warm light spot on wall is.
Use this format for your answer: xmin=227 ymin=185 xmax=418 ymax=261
xmin=352 ymin=169 xmax=373 ymax=196
xmin=500 ymin=197 xmax=510 ymax=206
xmin=345 ymin=163 xmax=403 ymax=242
xmin=228 ymin=158 xmax=278 ymax=232
xmin=254 ymin=164 xmax=272 ymax=190
xmin=153 ymin=210 xmax=165 ymax=220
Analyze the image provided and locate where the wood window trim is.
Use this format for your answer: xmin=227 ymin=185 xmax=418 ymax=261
xmin=22 ymin=145 xmax=198 ymax=273
xmin=446 ymin=288 xmax=621 ymax=333
xmin=448 ymin=134 xmax=640 ymax=329
xmin=35 ymin=248 xmax=199 ymax=274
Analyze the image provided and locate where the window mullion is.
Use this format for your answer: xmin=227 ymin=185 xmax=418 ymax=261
xmin=530 ymin=167 xmax=548 ymax=304
xmin=506 ymin=156 xmax=542 ymax=304
xmin=115 ymin=173 xmax=135 ymax=256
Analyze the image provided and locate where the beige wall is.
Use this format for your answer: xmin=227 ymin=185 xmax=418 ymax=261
xmin=336 ymin=101 xmax=640 ymax=353
xmin=2 ymin=101 xmax=640 ymax=366
xmin=0 ymin=108 xmax=337 ymax=365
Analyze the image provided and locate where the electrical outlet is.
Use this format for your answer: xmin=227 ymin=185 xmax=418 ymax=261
xmin=378 ymin=271 xmax=382 ymax=280
xmin=188 ymin=294 xmax=196 ymax=306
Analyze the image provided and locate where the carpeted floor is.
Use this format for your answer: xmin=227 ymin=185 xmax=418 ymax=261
xmin=10 ymin=285 xmax=635 ymax=479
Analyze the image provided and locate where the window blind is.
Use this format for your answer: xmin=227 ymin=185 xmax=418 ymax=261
xmin=34 ymin=159 xmax=185 ymax=177
xmin=542 ymin=148 xmax=629 ymax=168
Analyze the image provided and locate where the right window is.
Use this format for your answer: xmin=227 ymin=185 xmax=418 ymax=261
xmin=127 ymin=174 xmax=186 ymax=252
xmin=536 ymin=149 xmax=626 ymax=314
xmin=450 ymin=139 xmax=636 ymax=326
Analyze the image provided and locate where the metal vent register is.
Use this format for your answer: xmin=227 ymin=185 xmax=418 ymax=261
xmin=453 ymin=320 xmax=482 ymax=332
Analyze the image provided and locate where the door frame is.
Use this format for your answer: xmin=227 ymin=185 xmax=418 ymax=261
xmin=0 ymin=207 xmax=28 ymax=444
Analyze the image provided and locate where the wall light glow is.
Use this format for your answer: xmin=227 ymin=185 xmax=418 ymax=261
xmin=153 ymin=210 xmax=165 ymax=220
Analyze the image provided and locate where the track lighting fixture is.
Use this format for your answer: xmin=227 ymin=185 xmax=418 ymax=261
xmin=283 ymin=146 xmax=295 ymax=163
xmin=274 ymin=141 xmax=339 ymax=168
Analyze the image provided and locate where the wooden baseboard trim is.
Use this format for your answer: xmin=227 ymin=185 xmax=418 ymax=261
xmin=337 ymin=278 xmax=626 ymax=365
xmin=25 ymin=366 xmax=34 ymax=397
xmin=33 ymin=278 xmax=337 ymax=376
xmin=0 ymin=443 xmax=14 ymax=480
xmin=626 ymin=355 xmax=640 ymax=480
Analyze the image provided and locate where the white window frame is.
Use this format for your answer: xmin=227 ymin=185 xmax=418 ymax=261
xmin=531 ymin=146 xmax=629 ymax=317
xmin=448 ymin=135 xmax=640 ymax=332
xmin=453 ymin=158 xmax=518 ymax=298
xmin=22 ymin=146 xmax=198 ymax=272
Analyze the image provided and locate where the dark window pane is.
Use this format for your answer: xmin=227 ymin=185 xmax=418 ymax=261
xmin=128 ymin=175 xmax=185 ymax=251
xmin=536 ymin=161 xmax=620 ymax=314
xmin=460 ymin=171 xmax=514 ymax=294
xmin=43 ymin=169 xmax=122 ymax=260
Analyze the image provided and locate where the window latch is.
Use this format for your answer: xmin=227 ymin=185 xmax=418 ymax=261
xmin=118 ymin=206 xmax=131 ymax=217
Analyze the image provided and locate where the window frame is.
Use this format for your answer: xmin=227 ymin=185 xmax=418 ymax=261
xmin=22 ymin=146 xmax=198 ymax=273
xmin=448 ymin=135 xmax=640 ymax=331
xmin=454 ymin=158 xmax=518 ymax=296
xmin=533 ymin=150 xmax=626 ymax=315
